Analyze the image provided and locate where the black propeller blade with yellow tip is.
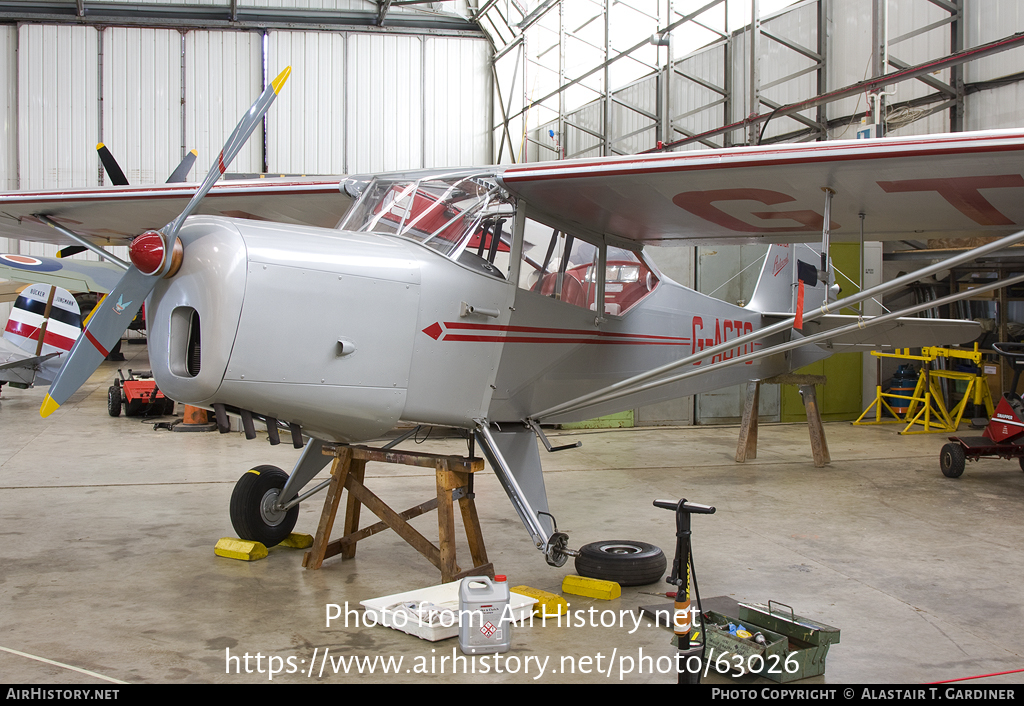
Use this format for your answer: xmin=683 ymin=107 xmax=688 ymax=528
xmin=96 ymin=144 xmax=200 ymax=188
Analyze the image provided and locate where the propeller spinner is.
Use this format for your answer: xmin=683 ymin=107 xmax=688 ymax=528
xmin=40 ymin=66 xmax=292 ymax=418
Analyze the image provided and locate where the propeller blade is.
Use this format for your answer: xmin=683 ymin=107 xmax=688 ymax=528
xmin=41 ymin=66 xmax=292 ymax=419
xmin=40 ymin=267 xmax=157 ymax=417
xmin=96 ymin=143 xmax=129 ymax=186
xmin=165 ymin=66 xmax=291 ymax=240
xmin=166 ymin=149 xmax=198 ymax=183
xmin=57 ymin=246 xmax=87 ymax=259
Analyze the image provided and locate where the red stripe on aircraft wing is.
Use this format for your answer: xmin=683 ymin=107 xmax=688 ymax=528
xmin=502 ymin=133 xmax=1024 ymax=182
xmin=0 ymin=180 xmax=344 ymax=206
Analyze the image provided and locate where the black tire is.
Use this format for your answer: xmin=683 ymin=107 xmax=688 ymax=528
xmin=107 ymin=385 xmax=122 ymax=417
xmin=574 ymin=539 xmax=667 ymax=586
xmin=229 ymin=465 xmax=298 ymax=547
xmin=940 ymin=443 xmax=966 ymax=478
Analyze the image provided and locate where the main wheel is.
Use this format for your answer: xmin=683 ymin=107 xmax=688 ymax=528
xmin=229 ymin=465 xmax=299 ymax=547
xmin=940 ymin=443 xmax=966 ymax=478
xmin=574 ymin=539 xmax=667 ymax=586
xmin=107 ymin=385 xmax=122 ymax=417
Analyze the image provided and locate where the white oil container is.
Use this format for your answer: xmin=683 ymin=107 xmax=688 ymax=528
xmin=458 ymin=575 xmax=512 ymax=655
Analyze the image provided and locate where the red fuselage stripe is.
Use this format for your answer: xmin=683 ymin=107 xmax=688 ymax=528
xmin=441 ymin=320 xmax=695 ymax=343
xmin=443 ymin=334 xmax=691 ymax=345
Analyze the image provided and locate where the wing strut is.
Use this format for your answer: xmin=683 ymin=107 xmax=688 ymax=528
xmin=818 ymin=186 xmax=836 ymax=292
xmin=35 ymin=216 xmax=129 ymax=270
xmin=532 ymin=226 xmax=1024 ymax=422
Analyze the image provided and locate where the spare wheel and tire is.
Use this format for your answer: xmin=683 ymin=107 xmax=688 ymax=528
xmin=574 ymin=539 xmax=667 ymax=586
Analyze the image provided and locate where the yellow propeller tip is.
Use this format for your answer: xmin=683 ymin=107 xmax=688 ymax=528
xmin=40 ymin=394 xmax=60 ymax=418
xmin=271 ymin=66 xmax=292 ymax=94
xmin=190 ymin=149 xmax=198 ymax=156
xmin=96 ymin=142 xmax=105 ymax=150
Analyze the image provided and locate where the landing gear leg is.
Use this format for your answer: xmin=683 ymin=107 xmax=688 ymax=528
xmin=474 ymin=421 xmax=577 ymax=567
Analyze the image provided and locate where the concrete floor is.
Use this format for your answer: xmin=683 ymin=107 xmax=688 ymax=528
xmin=2 ymin=341 xmax=1024 ymax=685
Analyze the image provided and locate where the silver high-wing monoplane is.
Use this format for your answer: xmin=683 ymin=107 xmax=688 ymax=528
xmin=1 ymin=68 xmax=1021 ymax=566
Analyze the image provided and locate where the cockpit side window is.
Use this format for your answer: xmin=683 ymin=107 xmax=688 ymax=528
xmin=518 ymin=223 xmax=599 ymax=310
xmin=517 ymin=218 xmax=657 ymax=315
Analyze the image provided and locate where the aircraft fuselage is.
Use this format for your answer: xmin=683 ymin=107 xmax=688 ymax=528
xmin=146 ymin=215 xmax=818 ymax=442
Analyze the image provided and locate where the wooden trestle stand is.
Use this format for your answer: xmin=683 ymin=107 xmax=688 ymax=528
xmin=735 ymin=374 xmax=831 ymax=468
xmin=302 ymin=443 xmax=494 ymax=582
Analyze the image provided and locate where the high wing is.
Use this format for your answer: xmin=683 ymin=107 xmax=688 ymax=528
xmin=4 ymin=129 xmax=1023 ymax=250
xmin=498 ymin=129 xmax=1024 ymax=245
xmin=0 ymin=176 xmax=354 ymax=247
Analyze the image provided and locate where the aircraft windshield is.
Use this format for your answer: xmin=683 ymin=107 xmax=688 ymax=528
xmin=342 ymin=174 xmax=516 ymax=264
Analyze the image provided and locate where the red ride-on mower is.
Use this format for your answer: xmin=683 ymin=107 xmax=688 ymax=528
xmin=108 ymin=369 xmax=175 ymax=418
xmin=940 ymin=342 xmax=1024 ymax=478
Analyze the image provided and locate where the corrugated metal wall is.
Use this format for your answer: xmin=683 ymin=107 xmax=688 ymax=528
xmin=423 ymin=37 xmax=492 ymax=169
xmin=103 ymin=27 xmax=183 ymax=185
xmin=186 ymin=30 xmax=265 ymax=176
xmin=8 ymin=24 xmax=491 ymax=187
xmin=19 ymin=25 xmax=99 ymax=194
xmin=346 ymin=33 xmax=423 ymax=173
xmin=267 ymin=30 xmax=347 ymax=175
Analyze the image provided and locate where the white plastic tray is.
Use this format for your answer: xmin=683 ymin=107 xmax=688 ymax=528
xmin=361 ymin=580 xmax=537 ymax=642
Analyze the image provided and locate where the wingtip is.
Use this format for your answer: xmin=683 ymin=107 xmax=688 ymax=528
xmin=40 ymin=394 xmax=60 ymax=418
xmin=271 ymin=66 xmax=292 ymax=94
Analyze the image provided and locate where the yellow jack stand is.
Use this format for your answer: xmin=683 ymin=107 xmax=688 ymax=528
xmin=854 ymin=345 xmax=995 ymax=434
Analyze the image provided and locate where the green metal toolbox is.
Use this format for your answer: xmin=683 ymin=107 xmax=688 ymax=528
xmin=700 ymin=601 xmax=840 ymax=682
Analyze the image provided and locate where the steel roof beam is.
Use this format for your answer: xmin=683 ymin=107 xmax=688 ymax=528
xmin=0 ymin=1 xmax=483 ymax=35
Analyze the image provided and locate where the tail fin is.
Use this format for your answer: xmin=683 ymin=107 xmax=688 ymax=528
xmin=3 ymin=284 xmax=81 ymax=382
xmin=747 ymin=243 xmax=833 ymax=314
